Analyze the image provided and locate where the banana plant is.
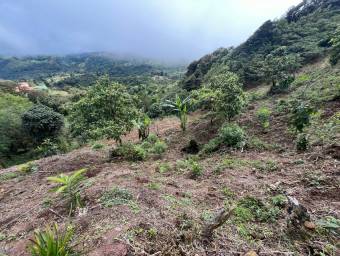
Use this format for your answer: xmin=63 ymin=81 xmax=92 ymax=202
xmin=133 ymin=114 xmax=151 ymax=141
xmin=47 ymin=169 xmax=87 ymax=213
xmin=164 ymin=95 xmax=190 ymax=132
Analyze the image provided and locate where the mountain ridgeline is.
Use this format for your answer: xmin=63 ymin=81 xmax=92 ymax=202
xmin=0 ymin=52 xmax=184 ymax=87
xmin=182 ymin=0 xmax=340 ymax=90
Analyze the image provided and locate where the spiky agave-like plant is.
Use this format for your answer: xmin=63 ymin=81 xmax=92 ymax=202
xmin=28 ymin=223 xmax=74 ymax=256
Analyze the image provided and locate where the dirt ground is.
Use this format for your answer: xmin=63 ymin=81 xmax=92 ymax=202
xmin=0 ymin=105 xmax=339 ymax=255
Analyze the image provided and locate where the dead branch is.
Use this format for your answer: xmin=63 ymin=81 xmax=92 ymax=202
xmin=202 ymin=206 xmax=235 ymax=239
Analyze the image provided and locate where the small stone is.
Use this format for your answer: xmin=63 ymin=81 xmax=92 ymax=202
xmin=244 ymin=251 xmax=258 ymax=256
xmin=304 ymin=221 xmax=316 ymax=230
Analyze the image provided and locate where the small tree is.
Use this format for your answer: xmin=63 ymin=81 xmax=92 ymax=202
xmin=256 ymin=107 xmax=272 ymax=131
xmin=330 ymin=29 xmax=340 ymax=66
xmin=208 ymin=72 xmax=246 ymax=121
xmin=22 ymin=104 xmax=64 ymax=143
xmin=289 ymin=101 xmax=315 ymax=133
xmin=164 ymin=95 xmax=190 ymax=132
xmin=264 ymin=51 xmax=301 ymax=94
xmin=69 ymin=77 xmax=139 ymax=143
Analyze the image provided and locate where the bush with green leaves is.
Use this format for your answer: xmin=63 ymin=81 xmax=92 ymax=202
xmin=289 ymin=101 xmax=315 ymax=133
xmin=35 ymin=138 xmax=71 ymax=158
xmin=218 ymin=123 xmax=246 ymax=148
xmin=0 ymin=93 xmax=33 ymax=163
xmin=47 ymin=169 xmax=87 ymax=213
xmin=330 ymin=29 xmax=340 ymax=66
xmin=28 ymin=223 xmax=74 ymax=256
xmin=207 ymin=72 xmax=246 ymax=121
xmin=201 ymin=137 xmax=221 ymax=154
xmin=164 ymin=95 xmax=190 ymax=132
xmin=296 ymin=133 xmax=309 ymax=152
xmin=149 ymin=140 xmax=167 ymax=155
xmin=111 ymin=142 xmax=147 ymax=161
xmin=188 ymin=159 xmax=203 ymax=179
xmin=256 ymin=107 xmax=272 ymax=130
xmin=19 ymin=161 xmax=38 ymax=174
xmin=22 ymin=104 xmax=64 ymax=143
xmin=202 ymin=123 xmax=246 ymax=153
xmin=69 ymin=77 xmax=139 ymax=142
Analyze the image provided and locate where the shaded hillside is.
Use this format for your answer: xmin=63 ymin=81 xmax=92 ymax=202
xmin=182 ymin=0 xmax=340 ymax=90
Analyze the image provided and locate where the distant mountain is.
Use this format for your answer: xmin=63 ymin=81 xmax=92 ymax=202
xmin=182 ymin=0 xmax=340 ymax=90
xmin=0 ymin=52 xmax=185 ymax=87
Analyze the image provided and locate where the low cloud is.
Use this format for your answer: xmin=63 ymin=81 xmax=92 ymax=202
xmin=0 ymin=0 xmax=302 ymax=62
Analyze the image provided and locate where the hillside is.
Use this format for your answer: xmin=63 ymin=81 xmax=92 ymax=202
xmin=0 ymin=1 xmax=339 ymax=256
xmin=182 ymin=0 xmax=340 ymax=90
xmin=0 ymin=53 xmax=185 ymax=87
xmin=0 ymin=57 xmax=339 ymax=255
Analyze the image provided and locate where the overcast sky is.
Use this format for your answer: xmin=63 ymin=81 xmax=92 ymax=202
xmin=0 ymin=0 xmax=302 ymax=62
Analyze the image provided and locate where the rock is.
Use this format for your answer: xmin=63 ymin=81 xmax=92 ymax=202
xmin=304 ymin=221 xmax=316 ymax=230
xmin=244 ymin=250 xmax=258 ymax=256
xmin=89 ymin=241 xmax=128 ymax=256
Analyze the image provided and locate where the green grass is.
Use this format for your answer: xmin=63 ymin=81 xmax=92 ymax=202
xmin=0 ymin=172 xmax=19 ymax=182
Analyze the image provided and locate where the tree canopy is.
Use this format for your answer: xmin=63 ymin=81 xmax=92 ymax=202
xmin=69 ymin=77 xmax=139 ymax=142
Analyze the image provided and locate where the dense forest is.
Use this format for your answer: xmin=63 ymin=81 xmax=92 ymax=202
xmin=0 ymin=0 xmax=339 ymax=255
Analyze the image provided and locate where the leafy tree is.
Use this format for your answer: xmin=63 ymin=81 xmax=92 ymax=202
xmin=69 ymin=77 xmax=139 ymax=142
xmin=164 ymin=95 xmax=190 ymax=132
xmin=0 ymin=93 xmax=33 ymax=162
xmin=264 ymin=52 xmax=301 ymax=90
xmin=22 ymin=105 xmax=64 ymax=143
xmin=207 ymin=72 xmax=246 ymax=121
xmin=330 ymin=28 xmax=340 ymax=65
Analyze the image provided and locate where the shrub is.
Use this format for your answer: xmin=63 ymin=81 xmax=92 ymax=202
xmin=201 ymin=137 xmax=221 ymax=154
xmin=296 ymin=133 xmax=309 ymax=152
xmin=91 ymin=142 xmax=105 ymax=151
xmin=187 ymin=158 xmax=203 ymax=179
xmin=150 ymin=140 xmax=167 ymax=155
xmin=0 ymin=93 xmax=33 ymax=161
xmin=289 ymin=101 xmax=315 ymax=133
xmin=218 ymin=123 xmax=246 ymax=148
xmin=146 ymin=133 xmax=158 ymax=144
xmin=28 ymin=223 xmax=74 ymax=256
xmin=35 ymin=138 xmax=70 ymax=158
xmin=157 ymin=162 xmax=171 ymax=173
xmin=271 ymin=195 xmax=287 ymax=208
xmin=256 ymin=107 xmax=271 ymax=130
xmin=22 ymin=105 xmax=64 ymax=143
xmin=112 ymin=142 xmax=147 ymax=161
xmin=47 ymin=169 xmax=87 ymax=213
xmin=19 ymin=161 xmax=38 ymax=174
